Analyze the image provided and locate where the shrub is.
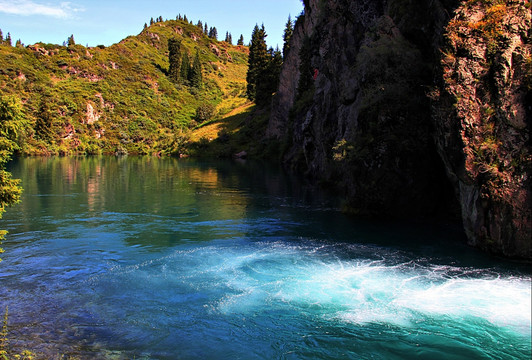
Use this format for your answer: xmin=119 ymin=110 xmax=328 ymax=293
xmin=195 ymin=103 xmax=216 ymax=123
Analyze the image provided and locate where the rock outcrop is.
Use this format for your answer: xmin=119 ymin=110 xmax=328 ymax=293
xmin=268 ymin=0 xmax=531 ymax=258
xmin=434 ymin=0 xmax=531 ymax=257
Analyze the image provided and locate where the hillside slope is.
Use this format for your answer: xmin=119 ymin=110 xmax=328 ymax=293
xmin=0 ymin=18 xmax=249 ymax=156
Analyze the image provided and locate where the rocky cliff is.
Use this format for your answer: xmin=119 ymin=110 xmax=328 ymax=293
xmin=268 ymin=0 xmax=531 ymax=258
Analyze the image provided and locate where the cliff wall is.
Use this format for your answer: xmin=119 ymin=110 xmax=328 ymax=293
xmin=268 ymin=0 xmax=531 ymax=258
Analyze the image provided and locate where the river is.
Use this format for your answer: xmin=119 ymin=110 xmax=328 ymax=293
xmin=1 ymin=157 xmax=530 ymax=359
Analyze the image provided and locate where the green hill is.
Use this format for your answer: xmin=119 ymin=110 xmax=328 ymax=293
xmin=0 ymin=18 xmax=249 ymax=156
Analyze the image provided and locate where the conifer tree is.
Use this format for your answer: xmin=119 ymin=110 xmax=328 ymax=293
xmin=189 ymin=49 xmax=203 ymax=88
xmin=283 ymin=15 xmax=294 ymax=58
xmin=208 ymin=27 xmax=218 ymax=40
xmin=204 ymin=23 xmax=208 ymax=35
xmin=246 ymin=24 xmax=269 ymax=102
xmin=167 ymin=38 xmax=182 ymax=83
xmin=5 ymin=33 xmax=11 ymax=47
xmin=197 ymin=20 xmax=203 ymax=30
xmin=237 ymin=34 xmax=244 ymax=46
xmin=255 ymin=47 xmax=282 ymax=107
xmin=67 ymin=34 xmax=75 ymax=46
xmin=226 ymin=32 xmax=233 ymax=44
xmin=180 ymin=51 xmax=190 ymax=82
xmin=150 ymin=17 xmax=154 ymax=25
xmin=183 ymin=15 xmax=188 ymax=23
xmin=35 ymin=95 xmax=54 ymax=142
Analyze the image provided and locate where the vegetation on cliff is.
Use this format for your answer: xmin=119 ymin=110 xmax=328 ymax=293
xmin=435 ymin=0 xmax=531 ymax=257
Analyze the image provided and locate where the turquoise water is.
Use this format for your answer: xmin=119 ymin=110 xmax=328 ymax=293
xmin=1 ymin=157 xmax=530 ymax=359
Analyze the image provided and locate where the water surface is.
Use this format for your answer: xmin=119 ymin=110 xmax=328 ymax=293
xmin=1 ymin=157 xmax=530 ymax=359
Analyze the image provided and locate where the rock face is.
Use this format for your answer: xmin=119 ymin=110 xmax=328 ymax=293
xmin=434 ymin=0 xmax=531 ymax=258
xmin=268 ymin=0 xmax=531 ymax=258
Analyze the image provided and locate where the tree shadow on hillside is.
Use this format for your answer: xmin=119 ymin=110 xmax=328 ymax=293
xmin=189 ymin=105 xmax=275 ymax=159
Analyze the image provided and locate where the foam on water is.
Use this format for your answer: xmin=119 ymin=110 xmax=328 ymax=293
xmin=98 ymin=240 xmax=531 ymax=340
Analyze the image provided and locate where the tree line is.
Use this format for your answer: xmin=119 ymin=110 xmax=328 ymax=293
xmin=167 ymin=39 xmax=203 ymax=88
xmin=145 ymin=15 xmax=244 ymax=45
xmin=246 ymin=16 xmax=294 ymax=108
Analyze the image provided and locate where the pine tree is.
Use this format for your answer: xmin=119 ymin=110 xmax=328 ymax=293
xmin=189 ymin=49 xmax=203 ymax=88
xmin=15 ymin=39 xmax=22 ymax=48
xmin=255 ymin=47 xmax=282 ymax=107
xmin=35 ymin=95 xmax=54 ymax=142
xmin=150 ymin=17 xmax=154 ymax=25
xmin=283 ymin=15 xmax=294 ymax=58
xmin=143 ymin=23 xmax=148 ymax=30
xmin=183 ymin=15 xmax=188 ymax=23
xmin=246 ymin=24 xmax=269 ymax=102
xmin=197 ymin=20 xmax=203 ymax=30
xmin=5 ymin=33 xmax=11 ymax=47
xmin=208 ymin=27 xmax=218 ymax=40
xmin=67 ymin=34 xmax=75 ymax=46
xmin=237 ymin=34 xmax=244 ymax=46
xmin=225 ymin=32 xmax=233 ymax=44
xmin=204 ymin=23 xmax=208 ymax=35
xmin=167 ymin=38 xmax=181 ymax=83
xmin=180 ymin=51 xmax=190 ymax=82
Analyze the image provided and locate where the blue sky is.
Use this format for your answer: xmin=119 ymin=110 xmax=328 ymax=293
xmin=0 ymin=0 xmax=303 ymax=48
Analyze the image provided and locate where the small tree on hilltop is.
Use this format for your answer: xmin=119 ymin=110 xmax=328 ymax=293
xmin=208 ymin=27 xmax=218 ymax=40
xmin=237 ymin=34 xmax=244 ymax=46
xmin=67 ymin=34 xmax=75 ymax=46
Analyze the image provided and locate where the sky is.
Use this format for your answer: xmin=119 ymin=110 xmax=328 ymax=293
xmin=0 ymin=0 xmax=303 ymax=48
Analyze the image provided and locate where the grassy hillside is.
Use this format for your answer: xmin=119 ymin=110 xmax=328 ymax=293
xmin=0 ymin=18 xmax=250 ymax=156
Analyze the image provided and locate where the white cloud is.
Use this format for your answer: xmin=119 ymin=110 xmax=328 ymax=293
xmin=0 ymin=1 xmax=83 ymax=18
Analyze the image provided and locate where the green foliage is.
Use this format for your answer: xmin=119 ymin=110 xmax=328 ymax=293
xmin=67 ymin=34 xmax=75 ymax=47
xmin=35 ymin=94 xmax=55 ymax=142
xmin=283 ymin=15 xmax=294 ymax=58
xmin=168 ymin=38 xmax=182 ymax=83
xmin=195 ymin=103 xmax=216 ymax=123
xmin=180 ymin=51 xmax=190 ymax=82
xmin=0 ymin=96 xmax=23 ymax=262
xmin=246 ymin=24 xmax=282 ymax=107
xmin=189 ymin=49 xmax=203 ymax=88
